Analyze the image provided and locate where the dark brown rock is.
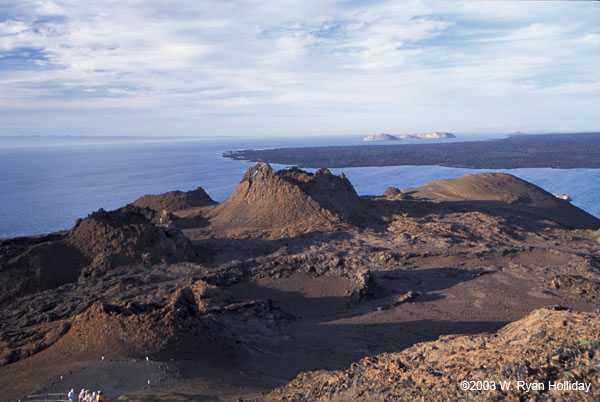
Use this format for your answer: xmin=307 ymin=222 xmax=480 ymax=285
xmin=132 ymin=187 xmax=216 ymax=212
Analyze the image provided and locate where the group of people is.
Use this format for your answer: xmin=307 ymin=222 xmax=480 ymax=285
xmin=67 ymin=388 xmax=104 ymax=402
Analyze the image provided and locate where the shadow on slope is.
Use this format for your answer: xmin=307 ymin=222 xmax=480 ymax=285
xmin=0 ymin=205 xmax=197 ymax=303
xmin=227 ymin=266 xmax=503 ymax=377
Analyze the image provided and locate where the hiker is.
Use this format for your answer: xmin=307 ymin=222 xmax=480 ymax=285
xmin=68 ymin=389 xmax=75 ymax=402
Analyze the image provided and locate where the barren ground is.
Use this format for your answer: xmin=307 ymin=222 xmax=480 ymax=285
xmin=1 ymin=165 xmax=598 ymax=401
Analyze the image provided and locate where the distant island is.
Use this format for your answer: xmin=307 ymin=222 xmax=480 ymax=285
xmin=224 ymin=132 xmax=600 ymax=169
xmin=363 ymin=133 xmax=398 ymax=141
xmin=363 ymin=132 xmax=456 ymax=141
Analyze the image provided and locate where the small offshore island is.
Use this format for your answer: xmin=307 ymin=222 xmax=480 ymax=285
xmin=224 ymin=132 xmax=600 ymax=169
xmin=364 ymin=132 xmax=456 ymax=141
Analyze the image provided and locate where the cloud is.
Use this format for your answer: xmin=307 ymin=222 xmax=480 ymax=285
xmin=0 ymin=19 xmax=29 ymax=35
xmin=0 ymin=0 xmax=598 ymax=136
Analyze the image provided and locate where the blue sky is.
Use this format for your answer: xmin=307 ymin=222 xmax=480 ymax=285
xmin=0 ymin=0 xmax=599 ymax=137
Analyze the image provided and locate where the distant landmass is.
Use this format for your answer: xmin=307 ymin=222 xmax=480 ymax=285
xmin=363 ymin=133 xmax=398 ymax=141
xmin=363 ymin=132 xmax=456 ymax=141
xmin=224 ymin=132 xmax=600 ymax=169
xmin=407 ymin=132 xmax=456 ymax=139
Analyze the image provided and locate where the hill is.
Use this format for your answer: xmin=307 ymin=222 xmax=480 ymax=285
xmin=208 ymin=163 xmax=372 ymax=235
xmin=0 ymin=205 xmax=195 ymax=303
xmin=132 ymin=187 xmax=216 ymax=212
xmin=404 ymin=172 xmax=599 ymax=230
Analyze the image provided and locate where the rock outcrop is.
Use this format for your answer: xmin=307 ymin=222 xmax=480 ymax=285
xmin=132 ymin=187 xmax=216 ymax=212
xmin=209 ymin=163 xmax=370 ymax=234
xmin=52 ymin=287 xmax=233 ymax=361
xmin=383 ymin=186 xmax=407 ymax=200
xmin=0 ymin=205 xmax=196 ymax=302
xmin=68 ymin=205 xmax=195 ymax=278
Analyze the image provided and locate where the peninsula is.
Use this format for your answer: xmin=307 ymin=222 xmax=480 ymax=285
xmin=224 ymin=132 xmax=600 ymax=169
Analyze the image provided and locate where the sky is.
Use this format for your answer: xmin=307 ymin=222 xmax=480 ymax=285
xmin=0 ymin=0 xmax=599 ymax=138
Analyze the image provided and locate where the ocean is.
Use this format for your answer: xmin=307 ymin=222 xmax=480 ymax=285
xmin=1 ymin=135 xmax=598 ymax=239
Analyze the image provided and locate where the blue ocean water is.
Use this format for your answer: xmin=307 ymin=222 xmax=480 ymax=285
xmin=1 ymin=135 xmax=598 ymax=239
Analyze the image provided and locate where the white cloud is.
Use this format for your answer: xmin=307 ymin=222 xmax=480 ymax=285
xmin=0 ymin=0 xmax=598 ymax=136
xmin=574 ymin=33 xmax=600 ymax=46
xmin=0 ymin=20 xmax=29 ymax=35
xmin=34 ymin=0 xmax=65 ymax=16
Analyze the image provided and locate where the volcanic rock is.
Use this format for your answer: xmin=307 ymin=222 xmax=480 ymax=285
xmin=0 ymin=205 xmax=196 ymax=302
xmin=383 ymin=186 xmax=407 ymax=200
xmin=69 ymin=205 xmax=196 ymax=278
xmin=267 ymin=307 xmax=600 ymax=401
xmin=49 ymin=287 xmax=233 ymax=361
xmin=393 ymin=290 xmax=420 ymax=305
xmin=547 ymin=274 xmax=600 ymax=301
xmin=209 ymin=163 xmax=370 ymax=234
xmin=404 ymin=172 xmax=600 ymax=229
xmin=348 ymin=268 xmax=376 ymax=303
xmin=0 ymin=237 xmax=88 ymax=304
xmin=132 ymin=187 xmax=216 ymax=212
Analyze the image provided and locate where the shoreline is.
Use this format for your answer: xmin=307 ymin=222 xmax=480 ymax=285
xmin=223 ymin=132 xmax=600 ymax=169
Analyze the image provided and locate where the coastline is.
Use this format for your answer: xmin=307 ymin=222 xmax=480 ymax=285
xmin=223 ymin=133 xmax=600 ymax=169
xmin=2 ymin=133 xmax=599 ymax=239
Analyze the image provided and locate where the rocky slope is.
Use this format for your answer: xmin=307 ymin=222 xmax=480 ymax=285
xmin=0 ymin=205 xmax=194 ymax=303
xmin=132 ymin=187 xmax=216 ymax=212
xmin=51 ymin=286 xmax=233 ymax=361
xmin=404 ymin=172 xmax=599 ymax=229
xmin=208 ymin=163 xmax=373 ymax=235
xmin=267 ymin=307 xmax=600 ymax=401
